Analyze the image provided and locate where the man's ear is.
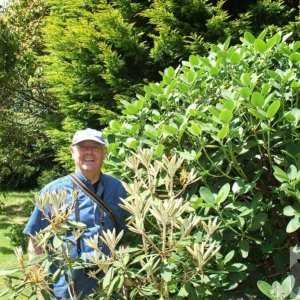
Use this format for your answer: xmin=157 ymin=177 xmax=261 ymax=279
xmin=70 ymin=146 xmax=75 ymax=158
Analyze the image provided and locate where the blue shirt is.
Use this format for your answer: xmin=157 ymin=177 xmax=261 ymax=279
xmin=23 ymin=171 xmax=128 ymax=299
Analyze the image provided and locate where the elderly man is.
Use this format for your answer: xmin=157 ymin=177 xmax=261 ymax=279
xmin=23 ymin=128 xmax=128 ymax=299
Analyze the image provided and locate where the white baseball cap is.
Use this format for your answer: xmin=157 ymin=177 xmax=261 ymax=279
xmin=71 ymin=128 xmax=106 ymax=146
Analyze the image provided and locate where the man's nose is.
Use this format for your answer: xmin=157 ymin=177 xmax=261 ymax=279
xmin=85 ymin=146 xmax=93 ymax=152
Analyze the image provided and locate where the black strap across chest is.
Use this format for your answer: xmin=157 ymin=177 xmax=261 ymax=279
xmin=68 ymin=174 xmax=120 ymax=233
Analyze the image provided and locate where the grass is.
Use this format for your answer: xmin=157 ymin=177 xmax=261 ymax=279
xmin=0 ymin=190 xmax=36 ymax=296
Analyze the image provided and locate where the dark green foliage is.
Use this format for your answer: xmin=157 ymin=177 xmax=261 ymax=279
xmin=0 ymin=0 xmax=56 ymax=189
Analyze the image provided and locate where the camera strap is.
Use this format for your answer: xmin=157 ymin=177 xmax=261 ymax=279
xmin=69 ymin=174 xmax=120 ymax=233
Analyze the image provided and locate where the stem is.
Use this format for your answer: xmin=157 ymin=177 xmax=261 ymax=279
xmin=202 ymin=146 xmax=234 ymax=180
xmin=266 ymin=122 xmax=273 ymax=169
xmin=227 ymin=141 xmax=248 ymax=180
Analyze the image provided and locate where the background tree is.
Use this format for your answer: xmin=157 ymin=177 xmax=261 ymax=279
xmin=0 ymin=0 xmax=57 ymax=189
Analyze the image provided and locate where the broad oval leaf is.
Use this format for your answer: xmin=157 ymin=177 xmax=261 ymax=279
xmin=248 ymin=108 xmax=266 ymax=120
xmin=215 ymin=183 xmax=230 ymax=205
xmin=219 ymin=109 xmax=233 ymax=123
xmin=53 ymin=235 xmax=63 ymax=249
xmin=281 ymin=276 xmax=294 ymax=297
xmin=230 ymin=52 xmax=241 ymax=64
xmin=188 ymin=122 xmax=201 ymax=136
xmin=164 ymin=66 xmax=175 ymax=78
xmin=257 ymin=281 xmax=273 ymax=298
xmin=209 ymin=66 xmax=219 ymax=76
xmin=290 ymin=52 xmax=300 ymax=62
xmin=283 ymin=205 xmax=295 ymax=217
xmin=253 ymin=39 xmax=268 ymax=53
xmin=273 ymin=166 xmax=289 ymax=182
xmin=240 ymin=73 xmax=251 ymax=86
xmin=267 ymin=99 xmax=281 ymax=118
xmin=189 ymin=55 xmax=200 ymax=66
xmin=161 ymin=124 xmax=178 ymax=136
xmin=251 ymin=92 xmax=264 ymax=107
xmin=286 ymin=216 xmax=300 ymax=233
xmin=240 ymin=87 xmax=251 ymax=98
xmin=223 ymin=99 xmax=235 ymax=111
xmin=223 ymin=250 xmax=235 ymax=265
xmin=244 ymin=32 xmax=255 ymax=44
xmin=200 ymin=187 xmax=214 ymax=204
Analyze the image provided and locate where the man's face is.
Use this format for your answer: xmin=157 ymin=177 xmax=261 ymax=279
xmin=70 ymin=140 xmax=106 ymax=179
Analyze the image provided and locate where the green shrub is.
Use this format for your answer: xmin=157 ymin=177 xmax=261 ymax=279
xmin=104 ymin=29 xmax=300 ymax=298
xmin=5 ymin=224 xmax=28 ymax=252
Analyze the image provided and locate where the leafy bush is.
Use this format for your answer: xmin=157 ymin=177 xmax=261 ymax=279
xmin=104 ymin=29 xmax=300 ymax=298
xmin=5 ymin=224 xmax=28 ymax=252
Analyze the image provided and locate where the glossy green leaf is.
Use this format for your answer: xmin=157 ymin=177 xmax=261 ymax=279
xmin=273 ymin=166 xmax=289 ymax=182
xmin=103 ymin=267 xmax=114 ymax=289
xmin=53 ymin=235 xmax=63 ymax=249
xmin=230 ymin=52 xmax=241 ymax=64
xmin=219 ymin=108 xmax=233 ymax=123
xmin=223 ymin=250 xmax=235 ymax=265
xmin=200 ymin=187 xmax=214 ymax=204
xmin=283 ymin=205 xmax=295 ymax=217
xmin=286 ymin=216 xmax=300 ymax=233
xmin=215 ymin=183 xmax=230 ymax=205
xmin=243 ymin=31 xmax=255 ymax=44
xmin=240 ymin=87 xmax=251 ymax=98
xmin=248 ymin=108 xmax=266 ymax=120
xmin=253 ymin=39 xmax=268 ymax=53
xmin=291 ymin=81 xmax=300 ymax=89
xmin=162 ymin=124 xmax=178 ymax=135
xmin=284 ymin=108 xmax=300 ymax=124
xmin=189 ymin=55 xmax=200 ymax=66
xmin=293 ymin=41 xmax=300 ymax=51
xmin=217 ymin=124 xmax=229 ymax=139
xmin=125 ymin=137 xmax=138 ymax=149
xmin=289 ymin=52 xmax=300 ymax=62
xmin=223 ymin=99 xmax=235 ymax=111
xmin=155 ymin=144 xmax=164 ymax=156
xmin=266 ymin=33 xmax=281 ymax=48
xmin=164 ymin=66 xmax=175 ymax=78
xmin=240 ymin=73 xmax=251 ymax=86
xmin=226 ymin=263 xmax=247 ymax=272
xmin=188 ymin=122 xmax=201 ymax=136
xmin=281 ymin=276 xmax=294 ymax=297
xmin=209 ymin=66 xmax=219 ymax=76
xmin=109 ymin=120 xmax=122 ymax=132
xmin=68 ymin=220 xmax=87 ymax=229
xmin=266 ymin=100 xmax=281 ymax=118
xmin=257 ymin=281 xmax=274 ymax=298
xmin=185 ymin=70 xmax=196 ymax=83
xmin=251 ymin=92 xmax=264 ymax=107
xmin=239 ymin=239 xmax=249 ymax=258
xmin=144 ymin=124 xmax=158 ymax=139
